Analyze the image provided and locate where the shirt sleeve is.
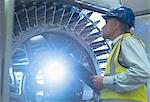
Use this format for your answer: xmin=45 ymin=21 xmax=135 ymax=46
xmin=103 ymin=36 xmax=150 ymax=92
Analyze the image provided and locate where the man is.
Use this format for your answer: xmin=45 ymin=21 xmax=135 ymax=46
xmin=91 ymin=6 xmax=150 ymax=102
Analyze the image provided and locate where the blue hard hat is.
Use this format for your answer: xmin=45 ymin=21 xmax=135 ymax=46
xmin=102 ymin=6 xmax=135 ymax=28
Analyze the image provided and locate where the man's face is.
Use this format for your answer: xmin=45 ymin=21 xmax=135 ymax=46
xmin=101 ymin=18 xmax=115 ymax=40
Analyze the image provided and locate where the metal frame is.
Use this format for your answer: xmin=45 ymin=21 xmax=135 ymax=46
xmin=0 ymin=0 xmax=14 ymax=102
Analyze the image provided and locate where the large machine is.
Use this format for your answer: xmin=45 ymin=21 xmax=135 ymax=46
xmin=9 ymin=0 xmax=110 ymax=102
xmin=0 ymin=0 xmax=150 ymax=102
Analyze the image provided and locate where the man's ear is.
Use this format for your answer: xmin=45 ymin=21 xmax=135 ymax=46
xmin=113 ymin=20 xmax=120 ymax=30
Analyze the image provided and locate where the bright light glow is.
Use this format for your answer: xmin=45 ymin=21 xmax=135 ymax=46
xmin=34 ymin=52 xmax=72 ymax=86
xmin=44 ymin=60 xmax=67 ymax=84
xmin=36 ymin=53 xmax=71 ymax=86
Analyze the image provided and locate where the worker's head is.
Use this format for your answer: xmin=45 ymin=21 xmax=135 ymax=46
xmin=102 ymin=6 xmax=135 ymax=40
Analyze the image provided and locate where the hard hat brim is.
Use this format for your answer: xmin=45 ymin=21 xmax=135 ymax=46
xmin=102 ymin=15 xmax=108 ymax=20
xmin=102 ymin=13 xmax=117 ymax=20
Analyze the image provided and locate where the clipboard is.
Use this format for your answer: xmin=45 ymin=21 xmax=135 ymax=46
xmin=68 ymin=54 xmax=99 ymax=94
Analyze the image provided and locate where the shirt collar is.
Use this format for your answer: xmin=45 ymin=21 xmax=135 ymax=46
xmin=112 ymin=35 xmax=123 ymax=45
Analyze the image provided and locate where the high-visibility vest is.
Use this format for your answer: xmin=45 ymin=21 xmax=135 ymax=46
xmin=100 ymin=33 xmax=147 ymax=102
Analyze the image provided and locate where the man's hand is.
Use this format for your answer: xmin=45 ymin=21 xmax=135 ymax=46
xmin=91 ymin=75 xmax=104 ymax=90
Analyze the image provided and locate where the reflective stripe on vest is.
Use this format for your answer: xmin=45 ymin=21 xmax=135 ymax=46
xmin=101 ymin=33 xmax=147 ymax=102
xmin=109 ymin=43 xmax=119 ymax=75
